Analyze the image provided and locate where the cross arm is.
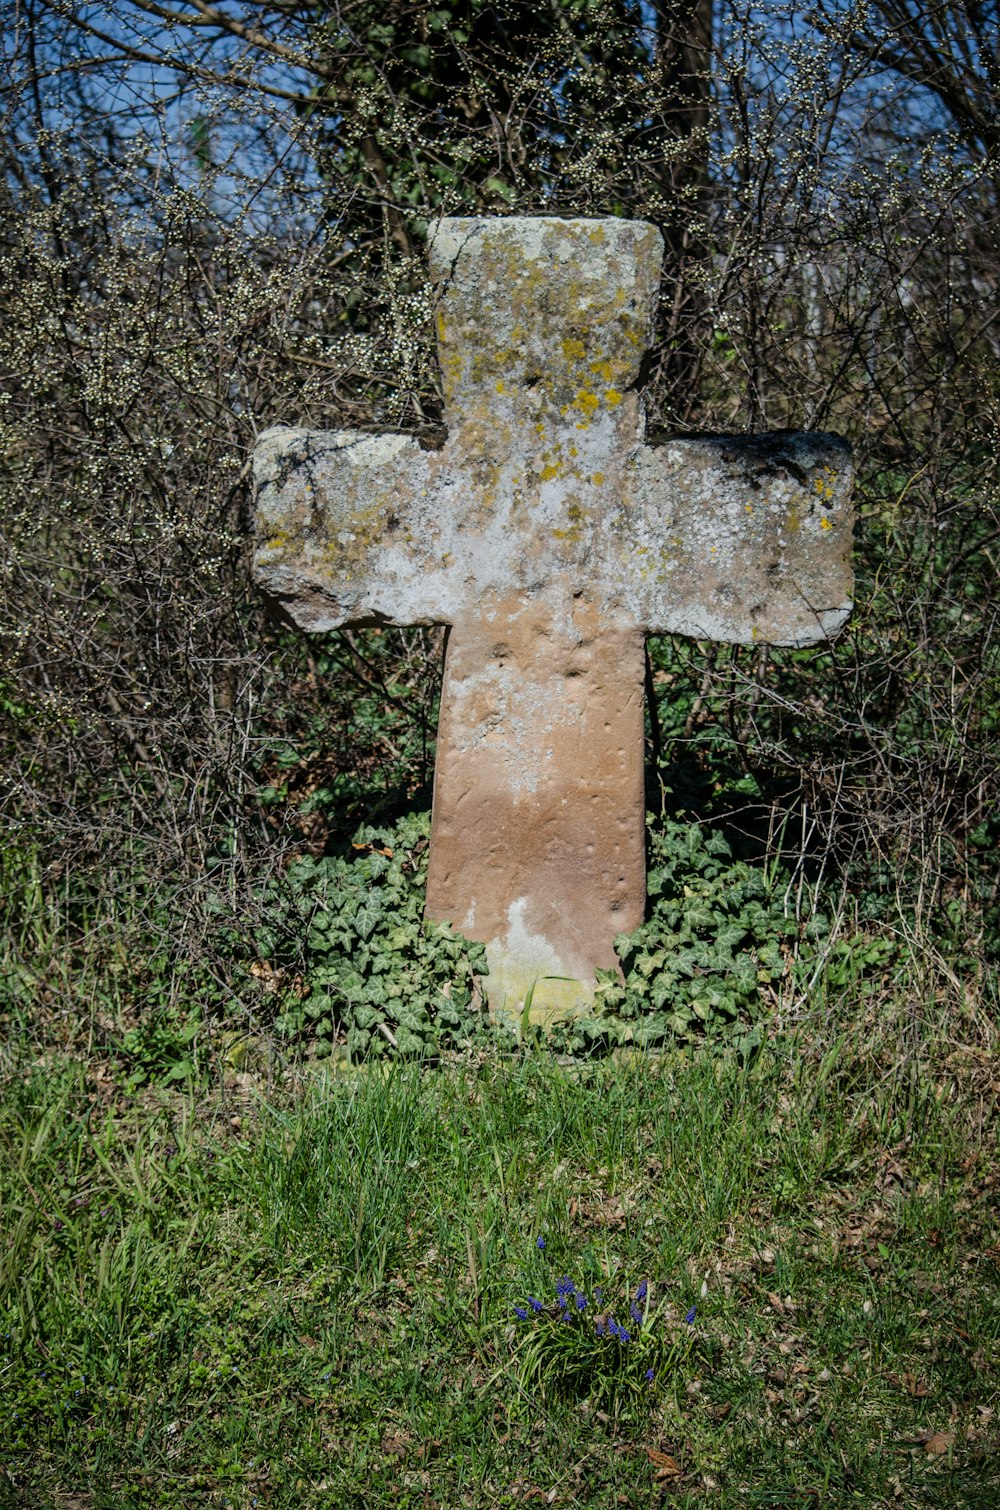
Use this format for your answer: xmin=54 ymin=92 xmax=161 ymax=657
xmin=613 ymin=431 xmax=854 ymax=646
xmin=253 ymin=425 xmax=459 ymax=631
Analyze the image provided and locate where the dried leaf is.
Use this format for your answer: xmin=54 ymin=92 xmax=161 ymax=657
xmin=902 ymin=1373 xmax=930 ymax=1398
xmin=250 ymin=959 xmax=281 ymax=992
xmin=645 ymin=1447 xmax=683 ymax=1482
xmin=923 ymin=1432 xmax=955 ymax=1456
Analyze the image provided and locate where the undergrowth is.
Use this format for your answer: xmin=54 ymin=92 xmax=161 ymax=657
xmin=239 ymin=807 xmax=885 ymax=1065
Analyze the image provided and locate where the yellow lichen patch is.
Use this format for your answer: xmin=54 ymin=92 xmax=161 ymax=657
xmin=591 ymin=472 xmax=605 ymax=486
xmin=573 ymin=389 xmax=599 ymax=418
xmin=589 ymin=358 xmax=617 ymax=384
xmin=552 ymin=499 xmax=589 ymax=544
xmin=495 ymin=379 xmax=505 ymax=394
xmin=604 ymin=388 xmax=622 ymax=407
xmin=539 ymin=463 xmax=561 ymax=483
xmin=820 ymin=517 xmax=833 ymax=530
xmin=468 ymin=345 xmax=516 ymax=386
xmin=439 ymin=343 xmax=463 ymax=401
xmin=561 ymin=337 xmax=586 ymax=364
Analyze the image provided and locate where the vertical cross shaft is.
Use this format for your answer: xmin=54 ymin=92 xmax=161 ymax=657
xmin=427 ymin=598 xmax=647 ymax=1017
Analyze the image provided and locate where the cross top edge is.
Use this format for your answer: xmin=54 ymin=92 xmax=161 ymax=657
xmin=427 ymin=216 xmax=664 ymax=421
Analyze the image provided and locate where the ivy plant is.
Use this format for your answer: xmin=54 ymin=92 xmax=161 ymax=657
xmin=254 ymin=811 xmax=488 ymax=1059
xmin=549 ymin=818 xmax=828 ymax=1056
xmin=252 ymin=810 xmax=830 ymax=1060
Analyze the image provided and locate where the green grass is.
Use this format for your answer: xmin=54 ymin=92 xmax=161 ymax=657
xmin=1 ymin=1019 xmax=998 ymax=1509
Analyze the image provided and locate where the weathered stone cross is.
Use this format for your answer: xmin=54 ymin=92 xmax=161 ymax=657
xmin=254 ymin=216 xmax=853 ymax=1020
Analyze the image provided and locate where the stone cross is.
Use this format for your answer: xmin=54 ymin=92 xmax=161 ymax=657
xmin=253 ymin=217 xmax=853 ymax=1020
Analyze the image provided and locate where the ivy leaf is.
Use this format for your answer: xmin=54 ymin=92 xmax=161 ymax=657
xmin=650 ymin=973 xmax=677 ymax=1007
xmin=364 ymin=978 xmax=390 ymax=1007
xmin=395 ymin=1025 xmax=426 ymax=1056
xmin=352 ymin=1003 xmax=382 ymax=1030
xmin=387 ymin=923 xmax=420 ymax=952
xmin=304 ymin=992 xmax=333 ymax=1020
xmin=354 ymin=900 xmax=383 ymax=941
xmin=347 ymin=1026 xmax=371 ymax=1057
xmin=716 ymin=922 xmax=748 ymax=950
xmin=393 ymin=1004 xmax=429 ymax=1032
xmin=730 ymin=955 xmax=757 ymax=992
xmin=634 ymin=1013 xmax=668 ymax=1046
xmin=636 ymin=949 xmax=665 ymax=980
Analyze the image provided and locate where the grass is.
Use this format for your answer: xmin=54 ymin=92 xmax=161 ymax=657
xmin=1 ymin=1002 xmax=999 ymax=1509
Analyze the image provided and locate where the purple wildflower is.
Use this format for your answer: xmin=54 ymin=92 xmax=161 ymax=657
xmin=595 ymin=1318 xmax=606 ymax=1337
xmin=594 ymin=1287 xmax=603 ymax=1302
xmin=607 ymin=1318 xmax=620 ymax=1337
xmin=645 ymin=1367 xmax=655 ymax=1382
xmin=629 ymin=1302 xmax=643 ymax=1326
xmin=619 ymin=1328 xmax=631 ymax=1343
xmin=555 ymin=1276 xmax=576 ymax=1296
xmin=513 ymin=1306 xmax=529 ymax=1321
xmin=575 ymin=1292 xmax=587 ymax=1311
xmin=528 ymin=1297 xmax=543 ymax=1312
xmin=634 ymin=1279 xmax=648 ymax=1302
xmin=685 ymin=1305 xmax=697 ymax=1325
xmin=536 ymin=1236 xmax=546 ymax=1250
